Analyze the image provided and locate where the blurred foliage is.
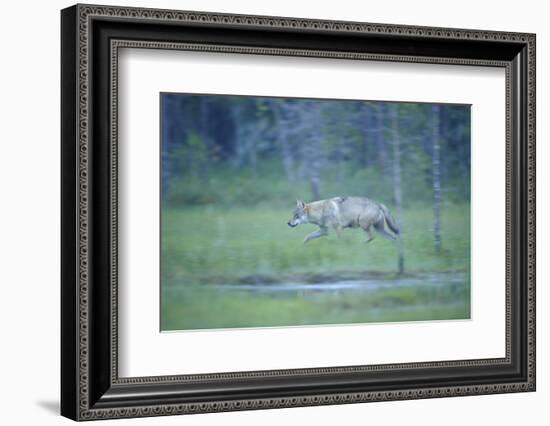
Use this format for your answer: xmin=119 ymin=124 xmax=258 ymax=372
xmin=163 ymin=159 xmax=468 ymax=209
xmin=161 ymin=94 xmax=471 ymax=207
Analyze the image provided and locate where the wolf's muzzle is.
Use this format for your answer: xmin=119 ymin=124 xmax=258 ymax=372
xmin=287 ymin=221 xmax=297 ymax=228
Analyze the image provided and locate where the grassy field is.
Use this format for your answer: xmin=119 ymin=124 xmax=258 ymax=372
xmin=161 ymin=282 xmax=470 ymax=330
xmin=160 ymin=203 xmax=470 ymax=330
xmin=161 ymin=204 xmax=470 ymax=283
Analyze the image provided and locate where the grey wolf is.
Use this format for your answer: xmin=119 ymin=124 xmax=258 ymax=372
xmin=287 ymin=197 xmax=400 ymax=244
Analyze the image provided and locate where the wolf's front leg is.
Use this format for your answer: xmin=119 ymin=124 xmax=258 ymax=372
xmin=304 ymin=227 xmax=328 ymax=244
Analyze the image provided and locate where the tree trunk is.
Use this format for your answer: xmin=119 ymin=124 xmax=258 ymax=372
xmin=360 ymin=103 xmax=370 ymax=168
xmin=296 ymin=101 xmax=322 ymax=200
xmin=161 ymin=95 xmax=174 ymax=198
xmin=390 ymin=104 xmax=405 ymax=274
xmin=376 ymin=104 xmax=387 ymax=174
xmin=308 ymin=104 xmax=322 ymax=200
xmin=432 ymin=105 xmax=442 ymax=253
xmin=457 ymin=122 xmax=470 ymax=198
xmin=247 ymin=123 xmax=258 ymax=178
xmin=274 ymin=102 xmax=295 ymax=180
xmin=199 ymin=96 xmax=211 ymax=180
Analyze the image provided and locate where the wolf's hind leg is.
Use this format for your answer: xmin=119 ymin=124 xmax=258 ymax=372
xmin=373 ymin=219 xmax=397 ymax=241
xmin=304 ymin=227 xmax=328 ymax=244
xmin=363 ymin=225 xmax=375 ymax=243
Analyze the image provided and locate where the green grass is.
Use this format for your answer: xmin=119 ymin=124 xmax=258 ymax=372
xmin=161 ymin=281 xmax=470 ymax=330
xmin=160 ymin=203 xmax=470 ymax=330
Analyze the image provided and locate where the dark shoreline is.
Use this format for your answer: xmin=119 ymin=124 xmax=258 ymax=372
xmin=164 ymin=269 xmax=469 ymax=286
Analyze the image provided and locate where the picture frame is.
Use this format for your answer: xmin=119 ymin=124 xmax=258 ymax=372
xmin=61 ymin=3 xmax=536 ymax=421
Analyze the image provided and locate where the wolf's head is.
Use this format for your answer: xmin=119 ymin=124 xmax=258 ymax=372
xmin=288 ymin=200 xmax=308 ymax=227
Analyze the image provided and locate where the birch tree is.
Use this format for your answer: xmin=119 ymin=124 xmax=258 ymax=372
xmin=359 ymin=103 xmax=371 ymax=169
xmin=198 ymin=96 xmax=211 ymax=179
xmin=293 ymin=100 xmax=323 ymax=200
xmin=307 ymin=102 xmax=322 ymax=200
xmin=431 ymin=105 xmax=442 ymax=253
xmin=375 ymin=103 xmax=388 ymax=174
xmin=271 ymin=100 xmax=295 ymax=181
xmin=390 ymin=104 xmax=405 ymax=274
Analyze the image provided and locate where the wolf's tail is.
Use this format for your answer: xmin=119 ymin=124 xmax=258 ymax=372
xmin=380 ymin=204 xmax=400 ymax=236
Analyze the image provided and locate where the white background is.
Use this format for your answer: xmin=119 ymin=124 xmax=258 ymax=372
xmin=119 ymin=49 xmax=505 ymax=377
xmin=0 ymin=0 xmax=546 ymax=425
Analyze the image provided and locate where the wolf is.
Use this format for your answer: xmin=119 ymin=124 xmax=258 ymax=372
xmin=287 ymin=196 xmax=400 ymax=244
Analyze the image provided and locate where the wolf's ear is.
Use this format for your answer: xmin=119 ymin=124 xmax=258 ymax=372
xmin=296 ymin=200 xmax=305 ymax=208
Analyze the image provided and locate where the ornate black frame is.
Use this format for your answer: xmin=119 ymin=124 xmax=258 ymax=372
xmin=61 ymin=3 xmax=536 ymax=421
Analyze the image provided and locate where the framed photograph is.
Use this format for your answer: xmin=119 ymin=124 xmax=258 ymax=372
xmin=61 ymin=4 xmax=536 ymax=421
